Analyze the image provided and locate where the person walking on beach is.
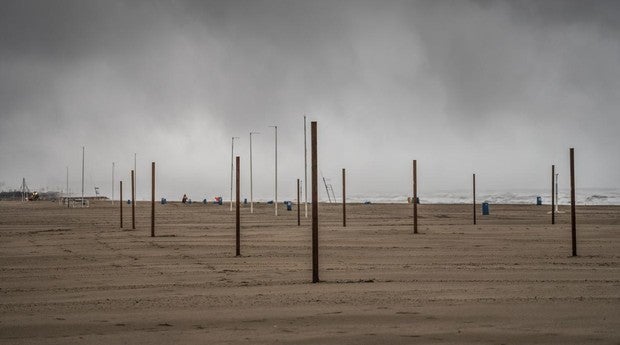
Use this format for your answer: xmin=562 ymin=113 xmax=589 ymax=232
xmin=182 ymin=194 xmax=188 ymax=204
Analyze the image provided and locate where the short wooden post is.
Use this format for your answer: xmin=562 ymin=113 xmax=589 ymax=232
xmin=342 ymin=168 xmax=346 ymax=227
xmin=551 ymin=165 xmax=555 ymax=225
xmin=570 ymin=148 xmax=577 ymax=256
xmin=131 ymin=170 xmax=135 ymax=230
xmin=151 ymin=162 xmax=155 ymax=237
xmin=473 ymin=173 xmax=476 ymax=225
xmin=119 ymin=181 xmax=123 ymax=228
xmin=413 ymin=160 xmax=418 ymax=234
xmin=311 ymin=121 xmax=319 ymax=283
xmin=236 ymin=156 xmax=241 ymax=257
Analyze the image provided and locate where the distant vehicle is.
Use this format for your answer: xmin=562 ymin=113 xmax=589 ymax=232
xmin=28 ymin=192 xmax=39 ymax=201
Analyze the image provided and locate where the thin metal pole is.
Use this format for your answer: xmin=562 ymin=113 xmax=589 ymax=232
xmin=230 ymin=137 xmax=238 ymax=211
xmin=131 ymin=170 xmax=135 ymax=230
xmin=555 ymin=173 xmax=560 ymax=212
xmin=551 ymin=165 xmax=555 ymax=225
xmin=297 ymin=178 xmax=301 ymax=226
xmin=151 ymin=162 xmax=155 ymax=237
xmin=112 ymin=162 xmax=115 ymax=205
xmin=273 ymin=126 xmax=278 ymax=216
xmin=473 ymin=173 xmax=477 ymax=225
xmin=81 ymin=146 xmax=84 ymax=207
xmin=250 ymin=132 xmax=259 ymax=214
xmin=236 ymin=156 xmax=241 ymax=256
xmin=342 ymin=168 xmax=346 ymax=227
xmin=134 ymin=153 xmax=136 ymax=201
xmin=120 ymin=180 xmax=123 ymax=228
xmin=66 ymin=166 xmax=69 ymax=208
xmin=311 ymin=121 xmax=319 ymax=283
xmin=413 ymin=160 xmax=418 ymax=234
xmin=304 ymin=115 xmax=308 ymax=218
xmin=570 ymin=148 xmax=577 ymax=256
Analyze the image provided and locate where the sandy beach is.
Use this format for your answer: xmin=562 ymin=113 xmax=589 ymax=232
xmin=0 ymin=200 xmax=618 ymax=344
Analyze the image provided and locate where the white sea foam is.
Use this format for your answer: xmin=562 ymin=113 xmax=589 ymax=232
xmin=344 ymin=189 xmax=620 ymax=205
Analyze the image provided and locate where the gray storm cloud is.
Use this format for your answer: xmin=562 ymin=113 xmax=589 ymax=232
xmin=1 ymin=0 xmax=619 ymax=201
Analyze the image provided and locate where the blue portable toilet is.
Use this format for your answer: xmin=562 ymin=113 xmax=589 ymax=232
xmin=536 ymin=196 xmax=542 ymax=205
xmin=161 ymin=198 xmax=167 ymax=205
xmin=482 ymin=202 xmax=490 ymax=215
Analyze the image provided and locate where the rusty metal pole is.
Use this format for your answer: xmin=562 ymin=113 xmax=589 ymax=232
xmin=120 ymin=181 xmax=123 ymax=228
xmin=570 ymin=148 xmax=576 ymax=256
xmin=551 ymin=165 xmax=555 ymax=225
xmin=413 ymin=160 xmax=418 ymax=234
xmin=297 ymin=178 xmax=301 ymax=226
xmin=473 ymin=173 xmax=476 ymax=225
xmin=342 ymin=168 xmax=346 ymax=227
xmin=151 ymin=162 xmax=155 ymax=237
xmin=311 ymin=121 xmax=319 ymax=283
xmin=236 ymin=156 xmax=241 ymax=257
xmin=131 ymin=170 xmax=135 ymax=230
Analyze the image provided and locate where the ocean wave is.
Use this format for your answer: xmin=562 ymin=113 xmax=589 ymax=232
xmin=343 ymin=189 xmax=620 ymax=205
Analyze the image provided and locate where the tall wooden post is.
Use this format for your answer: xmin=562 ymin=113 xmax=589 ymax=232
xmin=311 ymin=121 xmax=319 ymax=283
xmin=151 ymin=162 xmax=155 ymax=237
xmin=413 ymin=160 xmax=418 ymax=234
xmin=236 ymin=156 xmax=241 ymax=257
xmin=473 ymin=173 xmax=476 ymax=225
xmin=551 ymin=165 xmax=555 ymax=225
xmin=120 ymin=181 xmax=123 ymax=228
xmin=297 ymin=178 xmax=301 ymax=226
xmin=342 ymin=168 xmax=346 ymax=227
xmin=131 ymin=170 xmax=135 ymax=230
xmin=570 ymin=148 xmax=577 ymax=256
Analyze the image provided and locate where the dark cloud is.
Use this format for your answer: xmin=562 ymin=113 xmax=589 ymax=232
xmin=1 ymin=0 xmax=618 ymax=200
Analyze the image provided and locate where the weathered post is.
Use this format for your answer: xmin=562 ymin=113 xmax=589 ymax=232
xmin=131 ymin=170 xmax=135 ymax=230
xmin=413 ymin=160 xmax=418 ymax=234
xmin=236 ymin=156 xmax=241 ymax=257
xmin=342 ymin=168 xmax=346 ymax=227
xmin=297 ymin=178 xmax=301 ymax=226
xmin=473 ymin=173 xmax=476 ymax=225
xmin=551 ymin=165 xmax=555 ymax=225
xmin=311 ymin=121 xmax=319 ymax=283
xmin=151 ymin=162 xmax=155 ymax=237
xmin=120 ymin=181 xmax=123 ymax=228
xmin=570 ymin=148 xmax=576 ymax=256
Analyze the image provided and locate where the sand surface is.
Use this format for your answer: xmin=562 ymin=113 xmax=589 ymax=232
xmin=1 ymin=200 xmax=619 ymax=344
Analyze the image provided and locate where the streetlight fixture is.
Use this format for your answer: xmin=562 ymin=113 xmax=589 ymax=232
xmin=230 ymin=136 xmax=240 ymax=211
xmin=269 ymin=125 xmax=278 ymax=216
xmin=112 ymin=162 xmax=115 ymax=205
xmin=250 ymin=131 xmax=260 ymax=213
xmin=304 ymin=115 xmax=308 ymax=218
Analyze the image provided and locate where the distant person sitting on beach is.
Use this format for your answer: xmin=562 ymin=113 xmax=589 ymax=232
xmin=182 ymin=194 xmax=188 ymax=204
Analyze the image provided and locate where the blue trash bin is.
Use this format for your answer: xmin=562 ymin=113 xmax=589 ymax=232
xmin=536 ymin=196 xmax=542 ymax=205
xmin=482 ymin=202 xmax=490 ymax=215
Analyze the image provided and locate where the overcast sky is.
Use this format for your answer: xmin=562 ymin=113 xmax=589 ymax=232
xmin=1 ymin=0 xmax=619 ymax=201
